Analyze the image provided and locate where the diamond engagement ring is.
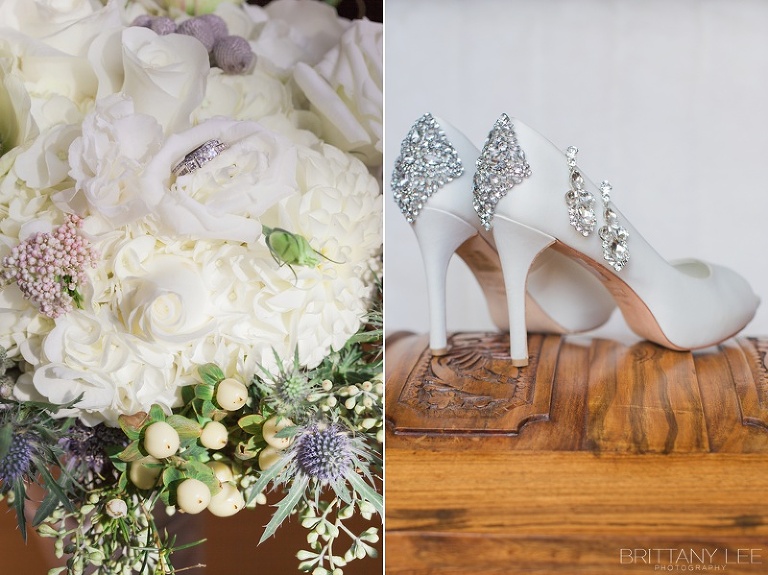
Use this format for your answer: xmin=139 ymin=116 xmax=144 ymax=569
xmin=172 ymin=139 xmax=229 ymax=176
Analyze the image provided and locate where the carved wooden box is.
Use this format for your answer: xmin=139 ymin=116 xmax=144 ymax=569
xmin=385 ymin=333 xmax=768 ymax=574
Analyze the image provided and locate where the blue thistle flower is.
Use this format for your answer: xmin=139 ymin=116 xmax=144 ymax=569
xmin=252 ymin=421 xmax=381 ymax=545
xmin=63 ymin=421 xmax=128 ymax=480
xmin=0 ymin=433 xmax=33 ymax=493
xmin=295 ymin=425 xmax=353 ymax=483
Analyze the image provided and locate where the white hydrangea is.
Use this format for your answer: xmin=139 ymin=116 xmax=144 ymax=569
xmin=7 ymin=109 xmax=380 ymax=425
xmin=0 ymin=0 xmax=382 ymax=426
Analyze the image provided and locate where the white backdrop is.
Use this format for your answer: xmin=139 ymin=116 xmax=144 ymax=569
xmin=384 ymin=0 xmax=768 ymax=346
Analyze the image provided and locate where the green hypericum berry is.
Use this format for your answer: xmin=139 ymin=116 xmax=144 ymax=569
xmin=263 ymin=226 xmax=323 ymax=269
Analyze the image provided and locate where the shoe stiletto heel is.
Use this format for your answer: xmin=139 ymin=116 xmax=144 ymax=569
xmin=392 ymin=113 xmax=616 ymax=363
xmin=475 ymin=113 xmax=759 ymax=351
xmin=412 ymin=207 xmax=477 ymax=355
xmin=492 ymin=218 xmax=556 ymax=365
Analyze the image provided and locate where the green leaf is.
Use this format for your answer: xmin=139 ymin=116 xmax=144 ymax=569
xmin=347 ymin=330 xmax=382 ymax=344
xmin=32 ymin=492 xmax=61 ymax=527
xmin=194 ymin=384 xmax=214 ymax=401
xmin=359 ymin=528 xmax=379 ymax=543
xmin=118 ymin=412 xmax=147 ymax=441
xmin=12 ymin=481 xmax=27 ymax=542
xmin=347 ymin=472 xmax=382 ymax=517
xmin=184 ymin=460 xmax=220 ymax=496
xmin=199 ymin=364 xmax=225 ymax=387
xmin=166 ymin=415 xmax=202 ymax=440
xmin=246 ymin=450 xmax=294 ymax=504
xmin=117 ymin=440 xmax=144 ymax=462
xmin=0 ymin=423 xmax=12 ymax=460
xmin=25 ymin=393 xmax=84 ymax=413
xmin=238 ymin=413 xmax=266 ymax=435
xmin=258 ymin=475 xmax=309 ymax=544
xmin=181 ymin=384 xmax=196 ymax=405
xmin=171 ymin=537 xmax=208 ymax=552
xmin=201 ymin=400 xmax=217 ymax=419
xmin=149 ymin=404 xmax=166 ymax=423
xmin=274 ymin=425 xmax=299 ymax=439
xmin=35 ymin=461 xmax=75 ymax=513
xmin=162 ymin=466 xmax=185 ymax=487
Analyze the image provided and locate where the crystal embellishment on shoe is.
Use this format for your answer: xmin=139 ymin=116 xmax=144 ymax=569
xmin=564 ymin=146 xmax=597 ymax=236
xmin=392 ymin=113 xmax=464 ymax=223
xmin=472 ymin=113 xmax=532 ymax=230
xmin=598 ymin=180 xmax=630 ymax=271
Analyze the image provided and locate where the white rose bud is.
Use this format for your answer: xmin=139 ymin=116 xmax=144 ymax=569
xmin=105 ymin=498 xmax=128 ymax=519
xmin=143 ymin=421 xmax=180 ymax=459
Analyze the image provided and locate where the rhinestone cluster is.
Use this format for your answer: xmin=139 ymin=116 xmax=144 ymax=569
xmin=472 ymin=114 xmax=532 ymax=230
xmin=597 ymin=181 xmax=630 ymax=271
xmin=564 ymin=148 xmax=630 ymax=271
xmin=564 ymin=147 xmax=596 ymax=236
xmin=391 ymin=113 xmax=464 ymax=223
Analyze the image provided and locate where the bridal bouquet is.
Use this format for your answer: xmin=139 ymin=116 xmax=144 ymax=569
xmin=0 ymin=0 xmax=382 ymax=573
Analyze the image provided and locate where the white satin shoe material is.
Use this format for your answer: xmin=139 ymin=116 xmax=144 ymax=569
xmin=401 ymin=116 xmax=616 ymax=361
xmin=488 ymin=116 xmax=759 ymax=351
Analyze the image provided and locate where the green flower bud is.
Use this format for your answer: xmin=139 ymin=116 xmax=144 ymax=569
xmin=264 ymin=226 xmax=323 ymax=268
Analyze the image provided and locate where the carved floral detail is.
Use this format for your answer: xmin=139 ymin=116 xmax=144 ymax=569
xmin=744 ymin=337 xmax=768 ymax=409
xmin=400 ymin=333 xmax=538 ymax=418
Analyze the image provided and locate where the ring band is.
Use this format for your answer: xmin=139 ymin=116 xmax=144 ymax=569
xmin=172 ymin=139 xmax=229 ymax=176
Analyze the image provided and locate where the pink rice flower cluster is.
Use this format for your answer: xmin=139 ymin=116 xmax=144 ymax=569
xmin=2 ymin=215 xmax=98 ymax=318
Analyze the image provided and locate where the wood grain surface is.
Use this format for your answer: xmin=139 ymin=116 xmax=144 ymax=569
xmin=386 ymin=332 xmax=768 ymax=574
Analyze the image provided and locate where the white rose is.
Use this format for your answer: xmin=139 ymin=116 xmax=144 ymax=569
xmin=117 ymin=255 xmax=214 ymax=345
xmin=14 ymin=123 xmax=80 ymax=189
xmin=0 ymin=55 xmax=37 ymax=153
xmin=293 ymin=20 xmax=382 ymax=168
xmin=61 ymin=94 xmax=163 ymax=227
xmin=1 ymin=31 xmax=98 ymax=131
xmin=89 ymin=26 xmax=209 ymax=134
xmin=214 ymin=2 xmax=258 ymax=38
xmin=0 ymin=0 xmax=105 ymax=48
xmin=191 ymin=67 xmax=291 ymax=124
xmin=251 ymin=0 xmax=349 ymax=78
xmin=17 ymin=305 xmax=181 ymax=424
xmin=139 ymin=118 xmax=298 ymax=243
xmin=0 ymin=1 xmax=121 ymax=131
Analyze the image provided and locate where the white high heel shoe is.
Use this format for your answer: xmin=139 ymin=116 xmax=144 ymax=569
xmin=474 ymin=113 xmax=759 ymax=358
xmin=392 ymin=113 xmax=615 ymax=364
